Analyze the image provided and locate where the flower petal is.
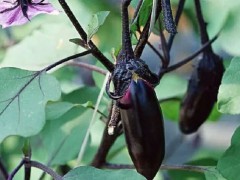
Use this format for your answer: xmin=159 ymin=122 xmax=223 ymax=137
xmin=0 ymin=0 xmax=59 ymax=28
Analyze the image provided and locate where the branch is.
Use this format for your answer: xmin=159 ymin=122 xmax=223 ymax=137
xmin=158 ymin=18 xmax=170 ymax=69
xmin=134 ymin=18 xmax=151 ymax=58
xmin=22 ymin=139 xmax=31 ymax=180
xmin=68 ymin=62 xmax=107 ymax=75
xmin=147 ymin=41 xmax=164 ymax=62
xmin=168 ymin=0 xmax=186 ymax=49
xmin=7 ymin=159 xmax=24 ymax=180
xmin=122 ymin=0 xmax=135 ymax=59
xmin=0 ymin=159 xmax=8 ymax=180
xmin=30 ymin=161 xmax=62 ymax=180
xmin=195 ymin=0 xmax=211 ymax=52
xmin=76 ymin=74 xmax=110 ymax=165
xmin=103 ymin=163 xmax=210 ymax=173
xmin=160 ymin=34 xmax=218 ymax=74
xmin=39 ymin=138 xmax=68 ymax=180
xmin=44 ymin=51 xmax=92 ymax=72
xmin=91 ymin=102 xmax=122 ymax=167
xmin=58 ymin=0 xmax=114 ymax=72
xmin=131 ymin=0 xmax=143 ymax=24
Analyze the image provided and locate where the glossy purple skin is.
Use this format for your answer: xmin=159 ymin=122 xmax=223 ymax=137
xmin=180 ymin=52 xmax=224 ymax=134
xmin=120 ymin=79 xmax=165 ymax=180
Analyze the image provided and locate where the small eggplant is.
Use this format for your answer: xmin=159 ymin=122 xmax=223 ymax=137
xmin=119 ymin=78 xmax=165 ymax=180
xmin=180 ymin=0 xmax=225 ymax=134
xmin=179 ymin=52 xmax=224 ymax=134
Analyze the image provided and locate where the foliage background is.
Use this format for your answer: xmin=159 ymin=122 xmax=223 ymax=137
xmin=0 ymin=0 xmax=240 ymax=179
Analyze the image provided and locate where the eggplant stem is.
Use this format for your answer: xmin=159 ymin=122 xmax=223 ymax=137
xmin=160 ymin=33 xmax=218 ymax=75
xmin=103 ymin=163 xmax=210 ymax=173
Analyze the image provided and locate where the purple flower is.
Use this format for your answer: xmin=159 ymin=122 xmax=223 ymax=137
xmin=0 ymin=0 xmax=59 ymax=28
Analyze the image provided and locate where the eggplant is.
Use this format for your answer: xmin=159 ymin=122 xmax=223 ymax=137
xmin=105 ymin=1 xmax=165 ymax=179
xmin=179 ymin=52 xmax=224 ymax=134
xmin=179 ymin=0 xmax=225 ymax=134
xmin=119 ymin=78 xmax=165 ymax=180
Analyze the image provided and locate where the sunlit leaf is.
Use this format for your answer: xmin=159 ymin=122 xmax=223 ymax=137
xmin=38 ymin=108 xmax=91 ymax=165
xmin=131 ymin=0 xmax=152 ymax=32
xmin=87 ymin=11 xmax=110 ymax=42
xmin=161 ymin=100 xmax=180 ymax=121
xmin=63 ymin=166 xmax=146 ymax=180
xmin=218 ymin=57 xmax=240 ymax=114
xmin=204 ymin=167 xmax=226 ymax=180
xmin=62 ymin=87 xmax=100 ymax=104
xmin=0 ymin=67 xmax=61 ymax=143
xmin=1 ymin=23 xmax=84 ymax=70
xmin=217 ymin=126 xmax=240 ymax=180
xmin=155 ymin=73 xmax=187 ymax=100
xmin=201 ymin=0 xmax=240 ymax=56
xmin=208 ymin=104 xmax=221 ymax=122
xmin=46 ymin=102 xmax=75 ymax=120
xmin=69 ymin=38 xmax=88 ymax=49
xmin=168 ymin=158 xmax=217 ymax=180
xmin=32 ymin=86 xmax=101 ymax=165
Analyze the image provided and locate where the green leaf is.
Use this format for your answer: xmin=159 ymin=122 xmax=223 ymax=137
xmin=69 ymin=38 xmax=88 ymax=49
xmin=168 ymin=158 xmax=218 ymax=180
xmin=230 ymin=126 xmax=240 ymax=145
xmin=161 ymin=100 xmax=180 ymax=121
xmin=218 ymin=7 xmax=240 ymax=56
xmin=37 ymin=108 xmax=91 ymax=165
xmin=208 ymin=104 xmax=221 ymax=122
xmin=45 ymin=102 xmax=75 ymax=120
xmin=217 ymin=57 xmax=240 ymax=114
xmin=201 ymin=0 xmax=240 ymax=56
xmin=32 ymin=87 xmax=101 ymax=165
xmin=87 ymin=11 xmax=110 ymax=42
xmin=131 ymin=0 xmax=152 ymax=32
xmin=81 ymin=101 xmax=94 ymax=108
xmin=62 ymin=86 xmax=100 ymax=104
xmin=63 ymin=166 xmax=146 ymax=180
xmin=1 ymin=23 xmax=83 ymax=70
xmin=204 ymin=167 xmax=226 ymax=180
xmin=0 ymin=68 xmax=61 ymax=143
xmin=155 ymin=73 xmax=187 ymax=100
xmin=217 ymin=126 xmax=240 ymax=180
xmin=92 ymin=61 xmax=108 ymax=88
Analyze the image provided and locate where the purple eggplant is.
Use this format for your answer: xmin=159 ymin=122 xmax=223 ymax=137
xmin=179 ymin=0 xmax=225 ymax=134
xmin=105 ymin=1 xmax=165 ymax=179
xmin=179 ymin=52 xmax=224 ymax=134
xmin=119 ymin=78 xmax=165 ymax=180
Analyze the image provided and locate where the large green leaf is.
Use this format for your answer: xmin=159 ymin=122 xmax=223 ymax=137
xmin=168 ymin=158 xmax=217 ymax=180
xmin=63 ymin=166 xmax=146 ymax=180
xmin=217 ymin=57 xmax=240 ymax=114
xmin=155 ymin=73 xmax=187 ymax=100
xmin=87 ymin=11 xmax=110 ymax=42
xmin=38 ymin=108 xmax=92 ymax=165
xmin=204 ymin=167 xmax=226 ymax=180
xmin=62 ymin=86 xmax=100 ymax=104
xmin=45 ymin=102 xmax=75 ymax=120
xmin=0 ymin=67 xmax=61 ymax=143
xmin=217 ymin=126 xmax=240 ymax=180
xmin=201 ymin=0 xmax=240 ymax=56
xmin=1 ymin=23 xmax=83 ymax=70
xmin=32 ymin=86 xmax=101 ymax=165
